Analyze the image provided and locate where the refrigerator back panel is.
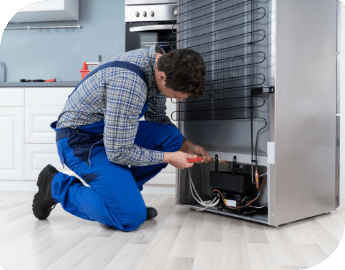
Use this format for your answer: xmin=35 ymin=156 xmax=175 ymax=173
xmin=174 ymin=0 xmax=272 ymax=156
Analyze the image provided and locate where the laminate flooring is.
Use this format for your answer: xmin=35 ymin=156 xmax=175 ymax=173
xmin=0 ymin=190 xmax=344 ymax=270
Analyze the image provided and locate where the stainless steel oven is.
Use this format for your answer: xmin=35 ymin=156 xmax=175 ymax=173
xmin=125 ymin=0 xmax=177 ymax=53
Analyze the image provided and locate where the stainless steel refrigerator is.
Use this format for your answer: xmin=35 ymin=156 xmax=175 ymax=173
xmin=174 ymin=0 xmax=340 ymax=227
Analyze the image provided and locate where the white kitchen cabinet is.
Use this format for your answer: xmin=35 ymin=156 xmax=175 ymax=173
xmin=0 ymin=87 xmax=178 ymax=186
xmin=10 ymin=0 xmax=79 ymax=23
xmin=24 ymin=144 xmax=79 ymax=180
xmin=0 ymin=87 xmax=72 ymax=181
xmin=24 ymin=87 xmax=73 ymax=180
xmin=25 ymin=87 xmax=72 ymax=144
xmin=25 ymin=87 xmax=72 ymax=107
xmin=0 ymin=88 xmax=24 ymax=107
xmin=0 ymin=107 xmax=24 ymax=180
xmin=25 ymin=106 xmax=63 ymax=144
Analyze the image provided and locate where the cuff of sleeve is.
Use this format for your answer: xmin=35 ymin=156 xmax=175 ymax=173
xmin=148 ymin=149 xmax=165 ymax=165
xmin=156 ymin=150 xmax=165 ymax=164
xmin=183 ymin=137 xmax=187 ymax=142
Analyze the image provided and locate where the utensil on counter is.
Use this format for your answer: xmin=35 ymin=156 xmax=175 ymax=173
xmin=79 ymin=62 xmax=100 ymax=79
xmin=20 ymin=79 xmax=60 ymax=82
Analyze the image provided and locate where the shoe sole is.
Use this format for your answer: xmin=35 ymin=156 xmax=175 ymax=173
xmin=32 ymin=165 xmax=57 ymax=220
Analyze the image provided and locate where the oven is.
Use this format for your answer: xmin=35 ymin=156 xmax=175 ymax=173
xmin=125 ymin=0 xmax=177 ymax=53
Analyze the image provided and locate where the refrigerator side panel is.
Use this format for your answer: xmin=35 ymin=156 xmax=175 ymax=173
xmin=273 ymin=0 xmax=337 ymax=226
xmin=335 ymin=1 xmax=342 ymax=209
xmin=336 ymin=115 xmax=340 ymax=208
xmin=336 ymin=52 xmax=340 ymax=208
xmin=268 ymin=0 xmax=277 ymax=226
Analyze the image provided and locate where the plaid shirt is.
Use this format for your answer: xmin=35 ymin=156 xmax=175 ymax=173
xmin=57 ymin=44 xmax=179 ymax=166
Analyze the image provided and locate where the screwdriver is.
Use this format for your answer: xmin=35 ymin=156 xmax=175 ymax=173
xmin=20 ymin=79 xmax=57 ymax=82
xmin=187 ymin=157 xmax=202 ymax=163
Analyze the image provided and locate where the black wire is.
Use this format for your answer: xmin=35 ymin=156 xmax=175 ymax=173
xmin=251 ymin=93 xmax=254 ymax=165
xmin=255 ymin=117 xmax=268 ymax=165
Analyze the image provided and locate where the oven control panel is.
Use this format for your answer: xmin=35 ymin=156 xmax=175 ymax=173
xmin=125 ymin=4 xmax=177 ymax=22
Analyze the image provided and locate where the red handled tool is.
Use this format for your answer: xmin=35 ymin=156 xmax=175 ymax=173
xmin=20 ymin=79 xmax=57 ymax=82
xmin=187 ymin=157 xmax=202 ymax=163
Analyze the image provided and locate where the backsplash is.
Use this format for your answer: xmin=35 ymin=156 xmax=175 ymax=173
xmin=0 ymin=62 xmax=4 ymax=82
xmin=0 ymin=0 xmax=125 ymax=82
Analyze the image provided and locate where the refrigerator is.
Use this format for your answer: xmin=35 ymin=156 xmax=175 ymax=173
xmin=174 ymin=0 xmax=341 ymax=227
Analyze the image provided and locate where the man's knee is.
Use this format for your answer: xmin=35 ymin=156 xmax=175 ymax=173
xmin=163 ymin=125 xmax=184 ymax=152
xmin=108 ymin=203 xmax=147 ymax=232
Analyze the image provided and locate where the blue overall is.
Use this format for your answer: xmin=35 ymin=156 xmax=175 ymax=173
xmin=49 ymin=61 xmax=183 ymax=232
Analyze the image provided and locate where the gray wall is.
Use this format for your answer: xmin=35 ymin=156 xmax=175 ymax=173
xmin=0 ymin=0 xmax=125 ymax=82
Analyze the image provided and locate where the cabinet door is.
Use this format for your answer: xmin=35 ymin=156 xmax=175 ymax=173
xmin=25 ymin=107 xmax=63 ymax=144
xmin=25 ymin=87 xmax=73 ymax=106
xmin=0 ymin=88 xmax=24 ymax=106
xmin=24 ymin=144 xmax=83 ymax=183
xmin=25 ymin=87 xmax=73 ymax=143
xmin=0 ymin=108 xmax=24 ymax=180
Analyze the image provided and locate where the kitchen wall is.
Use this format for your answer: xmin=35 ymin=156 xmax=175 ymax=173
xmin=0 ymin=0 xmax=125 ymax=82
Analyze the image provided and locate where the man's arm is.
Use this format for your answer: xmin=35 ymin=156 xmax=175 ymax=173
xmin=143 ymin=92 xmax=212 ymax=164
xmin=144 ymin=92 xmax=187 ymax=142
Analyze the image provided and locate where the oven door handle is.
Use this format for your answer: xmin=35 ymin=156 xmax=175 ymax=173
xmin=129 ymin=24 xmax=176 ymax=32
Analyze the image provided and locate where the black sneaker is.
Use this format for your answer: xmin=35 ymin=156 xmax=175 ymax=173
xmin=146 ymin=206 xmax=158 ymax=221
xmin=32 ymin=164 xmax=59 ymax=220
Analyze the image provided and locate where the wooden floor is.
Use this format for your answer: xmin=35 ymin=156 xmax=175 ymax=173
xmin=0 ymin=190 xmax=344 ymax=270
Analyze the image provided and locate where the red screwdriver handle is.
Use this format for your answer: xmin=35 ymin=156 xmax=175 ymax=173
xmin=187 ymin=157 xmax=202 ymax=163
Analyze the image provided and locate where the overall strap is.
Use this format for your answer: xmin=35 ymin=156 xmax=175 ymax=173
xmin=71 ymin=61 xmax=147 ymax=97
xmin=58 ymin=61 xmax=148 ymax=124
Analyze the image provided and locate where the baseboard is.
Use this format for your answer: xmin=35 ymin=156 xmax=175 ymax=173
xmin=0 ymin=180 xmax=176 ymax=195
xmin=0 ymin=180 xmax=38 ymax=192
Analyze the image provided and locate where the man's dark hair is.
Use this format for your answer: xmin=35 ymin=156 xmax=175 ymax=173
xmin=157 ymin=48 xmax=206 ymax=100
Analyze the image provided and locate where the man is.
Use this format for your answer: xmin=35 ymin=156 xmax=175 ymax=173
xmin=32 ymin=44 xmax=213 ymax=232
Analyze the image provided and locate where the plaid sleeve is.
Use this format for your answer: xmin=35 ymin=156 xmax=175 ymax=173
xmin=144 ymin=93 xmax=187 ymax=141
xmin=103 ymin=72 xmax=164 ymax=166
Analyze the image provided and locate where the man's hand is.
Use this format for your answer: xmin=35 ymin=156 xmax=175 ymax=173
xmin=163 ymin=151 xmax=197 ymax=170
xmin=179 ymin=140 xmax=213 ymax=164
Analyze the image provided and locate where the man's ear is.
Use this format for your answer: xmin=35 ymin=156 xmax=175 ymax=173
xmin=160 ymin=73 xmax=166 ymax=82
xmin=158 ymin=70 xmax=166 ymax=83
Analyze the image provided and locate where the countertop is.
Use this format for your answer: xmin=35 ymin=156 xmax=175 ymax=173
xmin=0 ymin=81 xmax=80 ymax=87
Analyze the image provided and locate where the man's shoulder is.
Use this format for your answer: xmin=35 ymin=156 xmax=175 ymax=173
xmin=101 ymin=48 xmax=150 ymax=68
